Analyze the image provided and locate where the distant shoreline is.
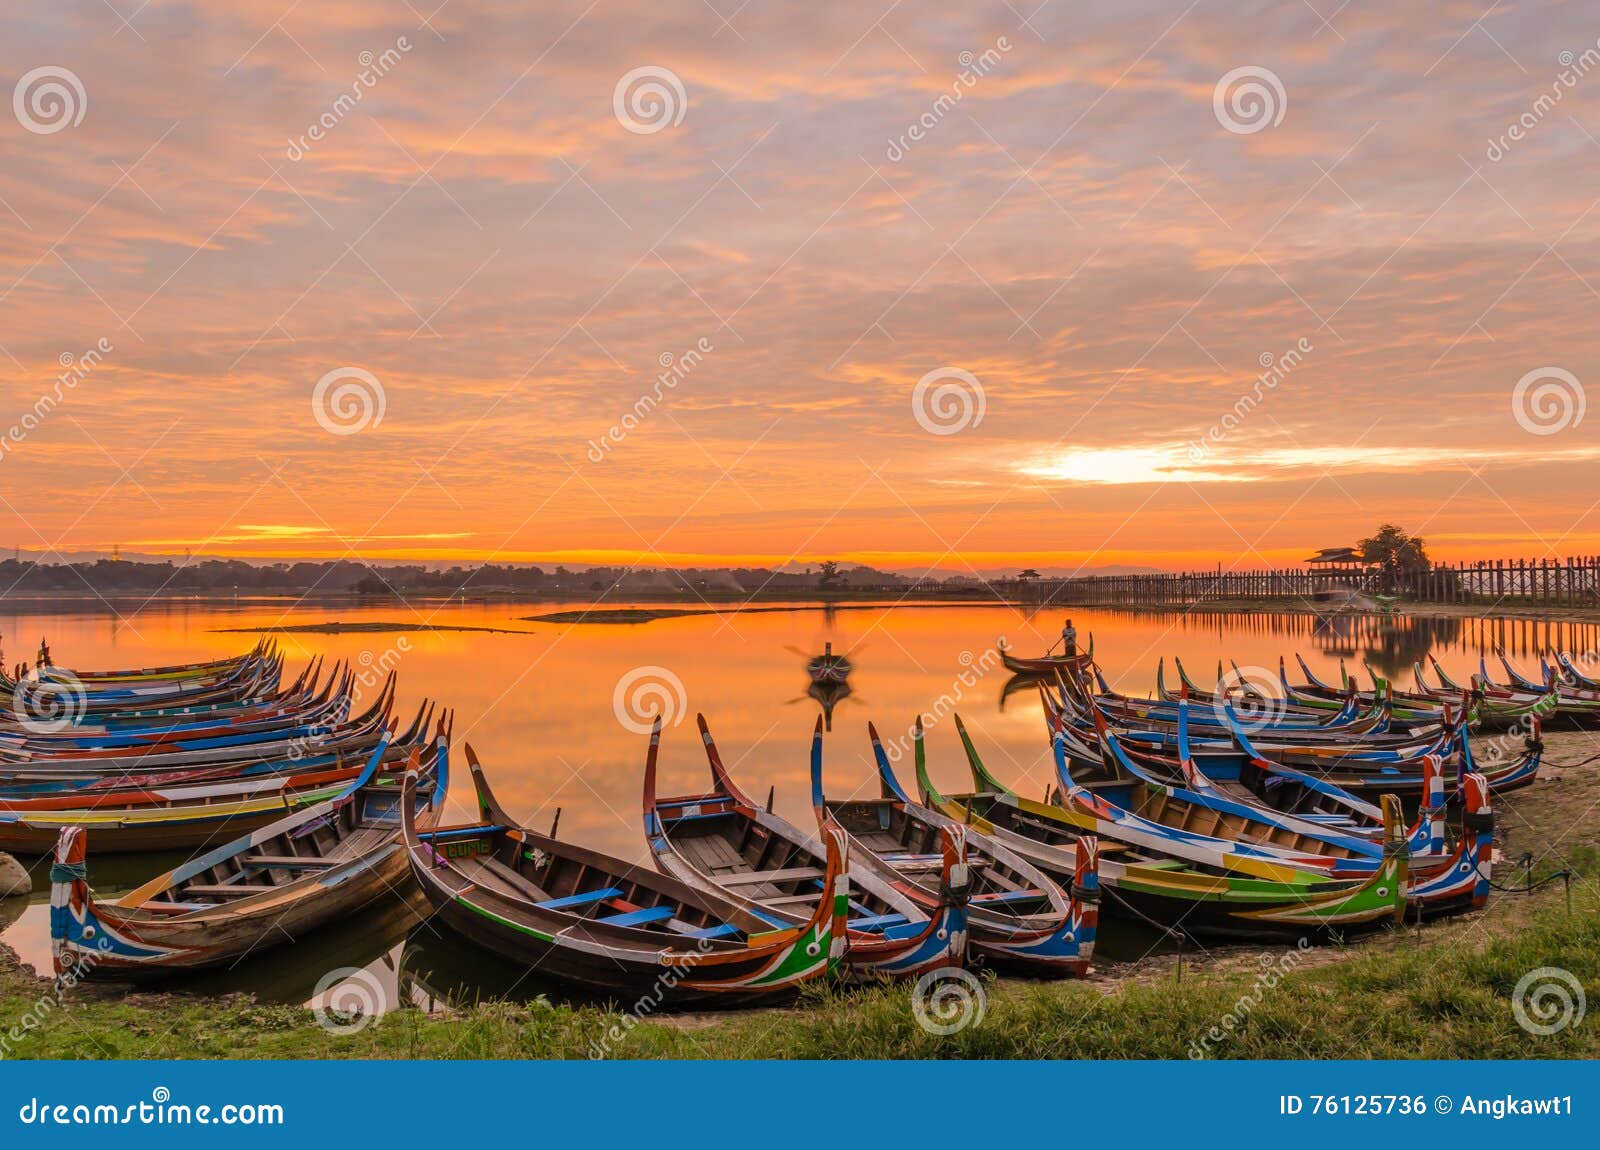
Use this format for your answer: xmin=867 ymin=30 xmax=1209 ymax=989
xmin=3 ymin=591 xmax=1598 ymax=627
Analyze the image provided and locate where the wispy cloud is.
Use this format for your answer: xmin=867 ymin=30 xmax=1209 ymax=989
xmin=0 ymin=2 xmax=1596 ymax=568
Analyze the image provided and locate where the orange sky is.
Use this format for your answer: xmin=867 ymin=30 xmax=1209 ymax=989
xmin=1 ymin=1 xmax=1598 ymax=576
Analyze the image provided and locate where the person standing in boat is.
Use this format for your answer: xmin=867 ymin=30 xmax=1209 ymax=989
xmin=1060 ymin=619 xmax=1077 ymax=656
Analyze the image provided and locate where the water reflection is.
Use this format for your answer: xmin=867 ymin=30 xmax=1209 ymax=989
xmin=3 ymin=598 xmax=1596 ymax=999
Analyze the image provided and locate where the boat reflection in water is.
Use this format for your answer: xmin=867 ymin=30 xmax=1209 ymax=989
xmin=998 ymin=671 xmax=1038 ymax=712
xmin=801 ymin=678 xmax=852 ymax=731
xmin=787 ymin=640 xmax=857 ymax=731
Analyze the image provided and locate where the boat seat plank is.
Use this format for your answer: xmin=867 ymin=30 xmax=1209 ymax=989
xmin=971 ymin=888 xmax=1043 ymax=904
xmin=763 ymin=893 xmax=818 ymax=908
xmin=183 ymin=884 xmax=280 ymax=897
xmin=717 ymin=866 xmax=822 ymax=887
xmin=681 ymin=921 xmax=742 ymax=940
xmin=242 ymin=855 xmax=336 ymax=869
xmin=467 ymin=858 xmax=553 ymax=903
xmin=535 ymin=887 xmax=624 ymax=911
xmin=143 ymin=901 xmax=218 ymax=912
xmin=596 ymin=906 xmax=676 ymax=927
xmin=849 ymin=912 xmax=909 ymax=932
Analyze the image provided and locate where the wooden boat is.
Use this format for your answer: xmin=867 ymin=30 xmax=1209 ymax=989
xmin=1411 ymin=657 xmax=1560 ymax=731
xmin=1477 ymin=651 xmax=1600 ymax=727
xmin=50 ymin=722 xmax=448 ymax=978
xmin=920 ymin=715 xmax=1412 ymax=938
xmin=403 ymin=746 xmax=846 ymax=1005
xmin=1050 ymin=691 xmax=1493 ymax=914
xmin=0 ymin=696 xmax=435 ymax=804
xmin=0 ymin=714 xmax=445 ymax=854
xmin=806 ymin=643 xmax=852 ymax=685
xmin=0 ymin=665 xmax=355 ymax=753
xmin=0 ymin=681 xmax=403 ymax=781
xmin=815 ymin=721 xmax=1096 ymax=975
xmin=8 ymin=660 xmax=280 ymax=723
xmin=0 ymin=655 xmax=336 ymax=736
xmin=8 ymin=647 xmax=283 ymax=712
xmin=643 ymin=714 xmax=968 ymax=978
xmin=9 ymin=640 xmax=272 ymax=686
xmin=997 ymin=634 xmax=1094 ymax=676
xmin=1265 ymin=655 xmax=1461 ymax=725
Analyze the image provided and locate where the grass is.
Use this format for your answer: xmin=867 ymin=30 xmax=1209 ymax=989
xmin=3 ymin=888 xmax=1596 ymax=1060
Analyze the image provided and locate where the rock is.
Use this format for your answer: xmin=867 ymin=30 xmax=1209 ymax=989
xmin=0 ymin=852 xmax=29 ymax=898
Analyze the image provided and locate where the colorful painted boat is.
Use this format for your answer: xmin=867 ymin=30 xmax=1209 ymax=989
xmin=919 ymin=715 xmax=1411 ymax=937
xmin=643 ymin=714 xmax=968 ymax=979
xmin=806 ymin=643 xmax=853 ymax=685
xmin=813 ymin=721 xmax=1096 ymax=975
xmin=49 ymin=723 xmax=448 ymax=978
xmin=403 ymin=746 xmax=846 ymax=1005
xmin=1 ymin=714 xmax=447 ymax=854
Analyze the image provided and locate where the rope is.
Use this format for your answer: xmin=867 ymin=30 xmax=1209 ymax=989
xmin=1486 ymin=869 xmax=1571 ymax=894
xmin=1099 ymin=881 xmax=1191 ymax=944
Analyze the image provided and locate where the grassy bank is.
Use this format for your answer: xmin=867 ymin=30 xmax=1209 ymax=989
xmin=2 ymin=889 xmax=1596 ymax=1059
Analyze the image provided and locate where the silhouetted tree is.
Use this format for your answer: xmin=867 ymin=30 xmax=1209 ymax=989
xmin=1358 ymin=524 xmax=1432 ymax=594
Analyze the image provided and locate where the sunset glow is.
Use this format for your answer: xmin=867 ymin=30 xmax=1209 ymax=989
xmin=2 ymin=3 xmax=1597 ymax=572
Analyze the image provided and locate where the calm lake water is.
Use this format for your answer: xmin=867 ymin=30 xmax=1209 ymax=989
xmin=2 ymin=597 xmax=1592 ymax=1011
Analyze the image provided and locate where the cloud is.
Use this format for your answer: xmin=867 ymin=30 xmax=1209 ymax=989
xmin=0 ymin=1 xmax=1596 ymax=568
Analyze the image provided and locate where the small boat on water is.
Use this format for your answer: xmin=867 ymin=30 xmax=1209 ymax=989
xmin=402 ymin=745 xmax=846 ymax=1006
xmin=806 ymin=642 xmax=852 ymax=685
xmin=997 ymin=634 xmax=1094 ymax=676
xmin=644 ymin=714 xmax=969 ymax=979
xmin=50 ymin=721 xmax=449 ymax=979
